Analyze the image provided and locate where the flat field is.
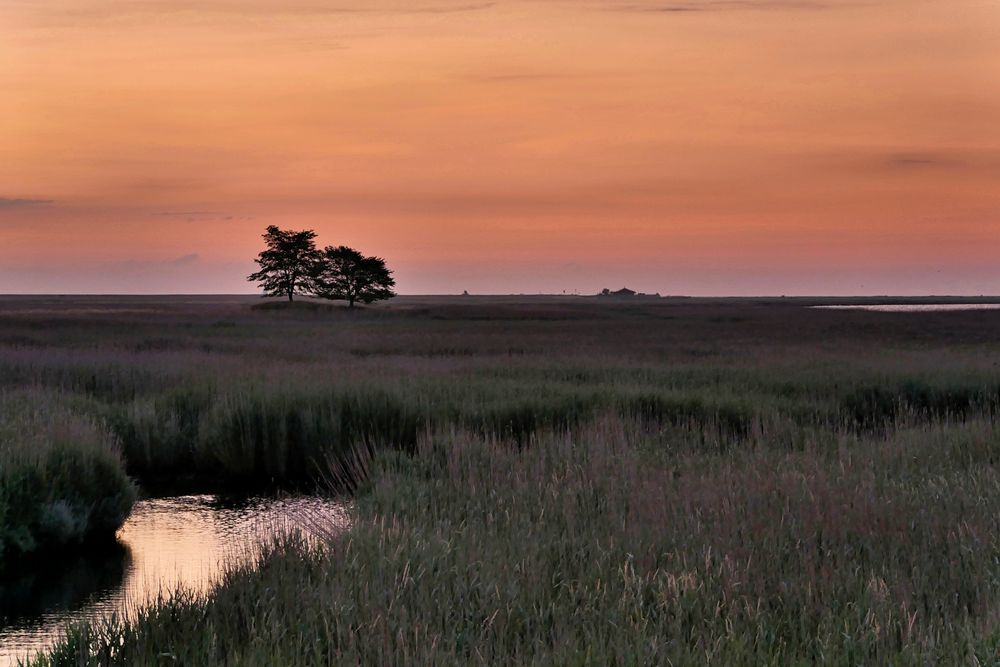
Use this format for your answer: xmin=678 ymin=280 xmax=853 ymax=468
xmin=6 ymin=295 xmax=1000 ymax=665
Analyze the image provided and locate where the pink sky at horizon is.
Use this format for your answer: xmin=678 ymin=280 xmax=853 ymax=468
xmin=2 ymin=0 xmax=999 ymax=296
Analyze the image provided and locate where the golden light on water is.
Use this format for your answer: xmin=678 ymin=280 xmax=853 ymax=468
xmin=0 ymin=495 xmax=349 ymax=667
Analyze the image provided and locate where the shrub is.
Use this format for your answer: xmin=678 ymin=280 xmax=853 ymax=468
xmin=0 ymin=391 xmax=137 ymax=565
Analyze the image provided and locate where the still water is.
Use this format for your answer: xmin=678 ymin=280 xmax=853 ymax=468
xmin=0 ymin=495 xmax=349 ymax=666
xmin=812 ymin=304 xmax=1000 ymax=312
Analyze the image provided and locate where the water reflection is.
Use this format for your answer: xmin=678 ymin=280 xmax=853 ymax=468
xmin=0 ymin=542 xmax=130 ymax=629
xmin=812 ymin=304 xmax=1000 ymax=312
xmin=0 ymin=494 xmax=348 ymax=666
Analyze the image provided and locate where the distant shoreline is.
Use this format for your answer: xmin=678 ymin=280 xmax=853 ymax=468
xmin=1 ymin=293 xmax=1000 ymax=303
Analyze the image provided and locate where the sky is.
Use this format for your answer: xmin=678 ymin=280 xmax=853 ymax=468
xmin=1 ymin=0 xmax=999 ymax=295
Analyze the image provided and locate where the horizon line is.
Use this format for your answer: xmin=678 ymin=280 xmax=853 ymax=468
xmin=2 ymin=293 xmax=1000 ymax=300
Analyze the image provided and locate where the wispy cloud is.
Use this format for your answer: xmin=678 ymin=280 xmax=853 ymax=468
xmin=169 ymin=253 xmax=200 ymax=266
xmin=155 ymin=211 xmax=245 ymax=222
xmin=466 ymin=72 xmax=583 ymax=84
xmin=296 ymin=178 xmax=705 ymax=218
xmin=0 ymin=197 xmax=54 ymax=208
xmin=885 ymin=153 xmax=966 ymax=169
xmin=156 ymin=210 xmax=226 ymax=217
xmin=818 ymin=149 xmax=1000 ymax=174
xmin=26 ymin=0 xmax=496 ymax=25
xmin=613 ymin=0 xmax=847 ymax=12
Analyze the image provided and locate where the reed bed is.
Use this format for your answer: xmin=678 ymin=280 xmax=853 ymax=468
xmin=30 ymin=417 xmax=1000 ymax=665
xmin=5 ymin=295 xmax=1000 ymax=663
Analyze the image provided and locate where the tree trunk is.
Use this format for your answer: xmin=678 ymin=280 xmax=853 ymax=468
xmin=287 ymin=287 xmax=294 ymax=302
xmin=348 ymin=295 xmax=355 ymax=309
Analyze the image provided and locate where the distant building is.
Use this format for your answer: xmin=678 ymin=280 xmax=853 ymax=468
xmin=597 ymin=287 xmax=661 ymax=299
xmin=599 ymin=287 xmax=637 ymax=297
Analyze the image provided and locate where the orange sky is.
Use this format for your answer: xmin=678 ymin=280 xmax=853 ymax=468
xmin=2 ymin=0 xmax=999 ymax=295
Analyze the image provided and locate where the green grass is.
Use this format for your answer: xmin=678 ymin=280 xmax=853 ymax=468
xmin=6 ymin=295 xmax=1000 ymax=663
xmin=0 ymin=391 xmax=137 ymax=566
xmin=29 ymin=417 xmax=1000 ymax=665
xmin=5 ymin=296 xmax=1000 ymax=492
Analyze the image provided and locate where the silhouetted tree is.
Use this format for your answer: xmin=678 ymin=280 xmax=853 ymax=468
xmin=247 ymin=225 xmax=320 ymax=302
xmin=311 ymin=245 xmax=395 ymax=308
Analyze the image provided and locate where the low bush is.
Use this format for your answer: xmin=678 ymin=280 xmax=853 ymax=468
xmin=0 ymin=391 xmax=137 ymax=565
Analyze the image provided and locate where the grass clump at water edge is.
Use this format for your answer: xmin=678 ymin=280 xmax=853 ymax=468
xmin=0 ymin=391 xmax=137 ymax=567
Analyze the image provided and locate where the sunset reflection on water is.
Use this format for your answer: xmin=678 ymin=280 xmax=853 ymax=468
xmin=0 ymin=494 xmax=349 ymax=666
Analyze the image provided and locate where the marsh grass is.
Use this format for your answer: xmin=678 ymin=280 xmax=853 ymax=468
xmin=8 ymin=296 xmax=1000 ymax=663
xmin=41 ymin=372 xmax=1000 ymax=491
xmin=0 ymin=391 xmax=137 ymax=565
xmin=29 ymin=417 xmax=1000 ymax=665
xmin=4 ymin=297 xmax=1000 ymax=492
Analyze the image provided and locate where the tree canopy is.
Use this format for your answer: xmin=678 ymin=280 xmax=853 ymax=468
xmin=247 ymin=225 xmax=320 ymax=302
xmin=248 ymin=226 xmax=396 ymax=307
xmin=311 ymin=245 xmax=396 ymax=308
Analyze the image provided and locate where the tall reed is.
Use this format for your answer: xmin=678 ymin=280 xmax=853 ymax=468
xmin=0 ymin=391 xmax=137 ymax=565
xmin=31 ymin=417 xmax=1000 ymax=665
